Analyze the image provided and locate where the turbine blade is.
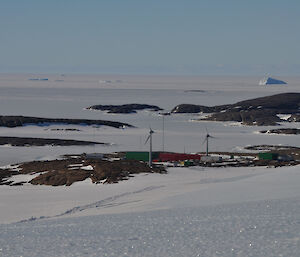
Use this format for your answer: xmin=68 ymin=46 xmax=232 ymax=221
xmin=205 ymin=126 xmax=208 ymax=134
xmin=149 ymin=125 xmax=154 ymax=134
xmin=144 ymin=135 xmax=151 ymax=144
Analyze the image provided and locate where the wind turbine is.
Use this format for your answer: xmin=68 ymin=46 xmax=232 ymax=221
xmin=145 ymin=127 xmax=155 ymax=167
xmin=202 ymin=128 xmax=216 ymax=156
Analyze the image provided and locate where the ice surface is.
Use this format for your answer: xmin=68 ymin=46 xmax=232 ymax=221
xmin=0 ymin=74 xmax=300 ymax=256
xmin=277 ymin=114 xmax=292 ymax=120
xmin=80 ymin=165 xmax=94 ymax=170
xmin=5 ymin=173 xmax=40 ymax=184
xmin=0 ymin=199 xmax=297 ymax=257
xmin=0 ymin=166 xmax=299 ymax=256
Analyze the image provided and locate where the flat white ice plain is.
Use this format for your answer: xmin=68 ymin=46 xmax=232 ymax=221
xmin=0 ymin=74 xmax=300 ymax=256
xmin=0 ymin=74 xmax=299 ymax=166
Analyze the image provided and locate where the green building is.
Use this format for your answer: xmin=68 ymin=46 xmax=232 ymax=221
xmin=125 ymin=151 xmax=160 ymax=162
xmin=258 ymin=152 xmax=279 ymax=160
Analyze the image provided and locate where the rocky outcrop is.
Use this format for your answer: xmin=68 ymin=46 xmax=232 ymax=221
xmin=27 ymin=159 xmax=166 ymax=186
xmin=87 ymin=104 xmax=163 ymax=114
xmin=31 ymin=169 xmax=91 ymax=186
xmin=171 ymin=104 xmax=225 ymax=114
xmin=0 ymin=158 xmax=165 ymax=186
xmin=260 ymin=128 xmax=300 ymax=135
xmin=171 ymin=93 xmax=300 ymax=126
xmin=206 ymin=109 xmax=281 ymax=126
xmin=0 ymin=116 xmax=133 ymax=128
xmin=0 ymin=136 xmax=105 ymax=147
xmin=0 ymin=169 xmax=18 ymax=185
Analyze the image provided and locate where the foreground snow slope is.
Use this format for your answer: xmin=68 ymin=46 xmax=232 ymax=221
xmin=1 ymin=165 xmax=299 ymax=224
xmin=0 ymin=165 xmax=300 ymax=256
xmin=1 ymin=198 xmax=299 ymax=257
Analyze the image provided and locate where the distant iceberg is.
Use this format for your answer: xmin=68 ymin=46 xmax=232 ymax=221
xmin=28 ymin=78 xmax=48 ymax=81
xmin=259 ymin=77 xmax=287 ymax=85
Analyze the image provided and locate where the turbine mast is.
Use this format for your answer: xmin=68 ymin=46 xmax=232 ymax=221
xmin=149 ymin=132 xmax=152 ymax=167
xmin=206 ymin=134 xmax=209 ymax=156
xmin=145 ymin=128 xmax=154 ymax=167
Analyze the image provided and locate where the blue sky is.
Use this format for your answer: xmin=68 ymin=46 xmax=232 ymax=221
xmin=0 ymin=0 xmax=299 ymax=75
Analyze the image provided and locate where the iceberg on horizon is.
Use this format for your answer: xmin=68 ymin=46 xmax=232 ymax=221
xmin=259 ymin=77 xmax=287 ymax=85
xmin=28 ymin=78 xmax=48 ymax=81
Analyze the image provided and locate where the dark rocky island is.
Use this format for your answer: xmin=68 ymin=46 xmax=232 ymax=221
xmin=260 ymin=128 xmax=300 ymax=135
xmin=0 ymin=116 xmax=133 ymax=128
xmin=87 ymin=103 xmax=163 ymax=114
xmin=0 ymin=136 xmax=106 ymax=147
xmin=171 ymin=93 xmax=300 ymax=126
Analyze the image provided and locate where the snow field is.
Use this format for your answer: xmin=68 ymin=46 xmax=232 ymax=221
xmin=0 ymin=74 xmax=300 ymax=256
xmin=0 ymin=197 xmax=299 ymax=257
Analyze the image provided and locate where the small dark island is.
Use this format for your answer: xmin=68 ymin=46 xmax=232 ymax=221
xmin=86 ymin=103 xmax=163 ymax=114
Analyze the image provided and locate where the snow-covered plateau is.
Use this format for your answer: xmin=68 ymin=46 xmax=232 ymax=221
xmin=0 ymin=74 xmax=299 ymax=256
